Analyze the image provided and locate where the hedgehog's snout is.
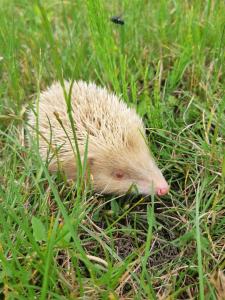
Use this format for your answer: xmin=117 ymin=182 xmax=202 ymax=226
xmin=140 ymin=161 xmax=169 ymax=196
xmin=156 ymin=182 xmax=169 ymax=196
xmin=138 ymin=180 xmax=169 ymax=196
xmin=148 ymin=169 xmax=169 ymax=196
xmin=151 ymin=172 xmax=169 ymax=197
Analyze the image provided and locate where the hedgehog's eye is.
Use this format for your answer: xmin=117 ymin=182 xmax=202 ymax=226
xmin=112 ymin=170 xmax=126 ymax=180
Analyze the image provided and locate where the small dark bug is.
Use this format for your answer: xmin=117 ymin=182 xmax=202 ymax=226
xmin=110 ymin=16 xmax=124 ymax=25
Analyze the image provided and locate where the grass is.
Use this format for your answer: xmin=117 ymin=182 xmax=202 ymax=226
xmin=0 ymin=0 xmax=225 ymax=299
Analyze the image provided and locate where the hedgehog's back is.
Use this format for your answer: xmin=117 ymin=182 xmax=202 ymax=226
xmin=28 ymin=80 xmax=144 ymax=159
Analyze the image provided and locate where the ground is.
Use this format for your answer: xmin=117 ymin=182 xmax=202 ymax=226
xmin=0 ymin=1 xmax=225 ymax=299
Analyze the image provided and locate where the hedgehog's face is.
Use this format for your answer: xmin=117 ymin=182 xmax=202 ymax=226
xmin=88 ymin=137 xmax=169 ymax=196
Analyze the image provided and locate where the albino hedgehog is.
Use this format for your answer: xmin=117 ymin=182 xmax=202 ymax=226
xmin=28 ymin=80 xmax=169 ymax=196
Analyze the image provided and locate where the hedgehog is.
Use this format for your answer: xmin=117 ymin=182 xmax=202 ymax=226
xmin=28 ymin=80 xmax=169 ymax=196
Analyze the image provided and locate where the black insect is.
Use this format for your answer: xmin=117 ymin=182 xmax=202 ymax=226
xmin=110 ymin=16 xmax=124 ymax=26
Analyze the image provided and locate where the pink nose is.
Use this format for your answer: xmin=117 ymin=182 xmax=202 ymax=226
xmin=157 ymin=185 xmax=169 ymax=196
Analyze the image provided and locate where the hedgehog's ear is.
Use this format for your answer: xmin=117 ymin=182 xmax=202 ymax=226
xmin=80 ymin=155 xmax=95 ymax=168
xmin=62 ymin=158 xmax=77 ymax=179
xmin=88 ymin=156 xmax=95 ymax=167
xmin=48 ymin=157 xmax=77 ymax=180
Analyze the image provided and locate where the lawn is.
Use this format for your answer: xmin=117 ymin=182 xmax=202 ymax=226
xmin=0 ymin=0 xmax=225 ymax=299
